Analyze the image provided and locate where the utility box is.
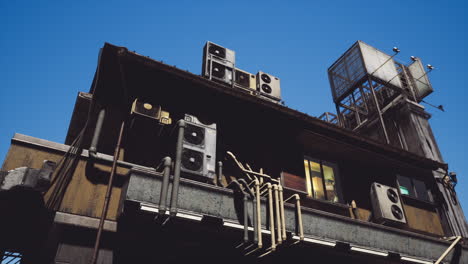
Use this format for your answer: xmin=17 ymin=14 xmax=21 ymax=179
xmin=370 ymin=182 xmax=407 ymax=225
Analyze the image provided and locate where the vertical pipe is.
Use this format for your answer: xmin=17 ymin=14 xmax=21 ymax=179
xmin=285 ymin=194 xmax=304 ymax=241
xmin=217 ymin=161 xmax=223 ymax=187
xmin=89 ymin=108 xmax=106 ymax=157
xmin=238 ymin=179 xmax=257 ymax=245
xmin=243 ymin=195 xmax=249 ymax=244
xmin=158 ymin=157 xmax=172 ymax=216
xmin=254 ymin=180 xmax=262 ymax=248
xmin=91 ymin=120 xmax=125 ymax=264
xmin=170 ymin=120 xmax=185 ymax=216
xmin=295 ymin=195 xmax=304 ymax=240
xmin=273 ymin=185 xmax=282 ymax=244
xmin=251 ymin=194 xmax=258 ymax=245
xmin=228 ymin=181 xmax=249 ymax=244
xmin=368 ymin=77 xmax=390 ymax=144
xmin=278 ymin=185 xmax=286 ymax=241
xmin=267 ymin=184 xmax=276 ymax=251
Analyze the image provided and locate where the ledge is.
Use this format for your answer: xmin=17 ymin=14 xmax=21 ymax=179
xmin=54 ymin=212 xmax=117 ymax=232
xmin=122 ymin=167 xmax=467 ymax=263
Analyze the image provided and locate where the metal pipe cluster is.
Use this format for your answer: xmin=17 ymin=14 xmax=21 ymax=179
xmin=224 ymin=151 xmax=304 ymax=257
xmin=88 ymin=110 xmax=304 ymax=260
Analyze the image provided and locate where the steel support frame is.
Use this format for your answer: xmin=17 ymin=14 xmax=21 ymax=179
xmin=367 ymin=76 xmax=390 ymax=144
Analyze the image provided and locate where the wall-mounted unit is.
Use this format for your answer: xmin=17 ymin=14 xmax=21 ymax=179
xmin=370 ymin=182 xmax=406 ymax=225
xmin=181 ymin=114 xmax=217 ymax=182
xmin=234 ymin=68 xmax=256 ymax=92
xmin=257 ymin=71 xmax=281 ymax=102
xmin=130 ymin=99 xmax=172 ymax=125
xmin=202 ymin=41 xmax=236 ymax=85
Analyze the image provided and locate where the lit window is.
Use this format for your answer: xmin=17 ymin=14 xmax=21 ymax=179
xmin=303 ymin=158 xmax=339 ymax=202
xmin=397 ymin=175 xmax=431 ymax=202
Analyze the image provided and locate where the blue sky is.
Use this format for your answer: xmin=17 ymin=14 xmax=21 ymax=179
xmin=1 ymin=1 xmax=468 ymax=215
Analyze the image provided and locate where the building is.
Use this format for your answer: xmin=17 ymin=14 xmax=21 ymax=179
xmin=1 ymin=41 xmax=467 ymax=263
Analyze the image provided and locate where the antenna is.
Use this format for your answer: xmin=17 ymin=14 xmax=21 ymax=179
xmin=421 ymin=99 xmax=445 ymax=112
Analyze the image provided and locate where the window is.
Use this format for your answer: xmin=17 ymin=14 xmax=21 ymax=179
xmin=303 ymin=158 xmax=339 ymax=202
xmin=397 ymin=175 xmax=431 ymax=202
xmin=2 ymin=251 xmax=22 ymax=264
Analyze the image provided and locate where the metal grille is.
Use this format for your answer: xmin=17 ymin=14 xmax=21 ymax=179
xmin=329 ymin=43 xmax=366 ymax=102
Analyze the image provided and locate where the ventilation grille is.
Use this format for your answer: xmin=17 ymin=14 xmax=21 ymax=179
xmin=181 ymin=148 xmax=204 ymax=172
xmin=184 ymin=124 xmax=205 ymax=146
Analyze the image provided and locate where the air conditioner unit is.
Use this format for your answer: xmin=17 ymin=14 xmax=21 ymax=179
xmin=130 ymin=98 xmax=172 ymax=125
xmin=202 ymin=41 xmax=236 ymax=85
xmin=370 ymin=182 xmax=406 ymax=225
xmin=256 ymin=71 xmax=281 ymax=102
xmin=181 ymin=114 xmax=217 ymax=182
xmin=234 ymin=68 xmax=256 ymax=92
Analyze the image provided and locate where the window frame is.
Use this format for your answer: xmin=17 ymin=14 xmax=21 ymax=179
xmin=396 ymin=174 xmax=433 ymax=203
xmin=303 ymin=156 xmax=343 ymax=203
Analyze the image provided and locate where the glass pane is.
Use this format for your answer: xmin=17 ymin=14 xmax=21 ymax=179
xmin=309 ymin=161 xmax=325 ymax=200
xmin=303 ymin=160 xmax=312 ymax=197
xmin=399 ymin=186 xmax=410 ymax=195
xmin=413 ymin=179 xmax=430 ymax=202
xmin=323 ymin=164 xmax=338 ymax=202
xmin=397 ymin=175 xmax=414 ymax=197
xmin=310 ymin=161 xmax=321 ymax=172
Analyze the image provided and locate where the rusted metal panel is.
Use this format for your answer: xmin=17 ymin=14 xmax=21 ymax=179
xmin=403 ymin=203 xmax=444 ymax=236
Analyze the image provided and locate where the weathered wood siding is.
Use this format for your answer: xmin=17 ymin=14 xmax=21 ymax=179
xmin=1 ymin=135 xmax=128 ymax=221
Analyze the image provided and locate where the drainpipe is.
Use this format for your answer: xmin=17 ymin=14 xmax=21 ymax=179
xmin=228 ymin=180 xmax=249 ymax=244
xmin=217 ymin=161 xmax=223 ymax=187
xmin=285 ymin=194 xmax=304 ymax=241
xmin=169 ymin=120 xmax=185 ymax=216
xmin=273 ymin=184 xmax=282 ymax=245
xmin=158 ymin=157 xmax=172 ymax=216
xmin=278 ymin=185 xmax=286 ymax=241
xmin=238 ymin=178 xmax=258 ymax=246
xmin=87 ymin=108 xmax=141 ymax=169
xmin=89 ymin=108 xmax=106 ymax=159
xmin=246 ymin=178 xmax=262 ymax=256
xmin=260 ymin=183 xmax=276 ymax=252
xmin=252 ymin=179 xmax=262 ymax=248
xmin=91 ymin=120 xmax=125 ymax=264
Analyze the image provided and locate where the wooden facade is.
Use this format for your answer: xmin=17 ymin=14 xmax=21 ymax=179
xmin=1 ymin=135 xmax=128 ymax=221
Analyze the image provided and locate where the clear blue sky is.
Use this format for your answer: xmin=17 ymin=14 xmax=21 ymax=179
xmin=1 ymin=1 xmax=468 ymax=214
